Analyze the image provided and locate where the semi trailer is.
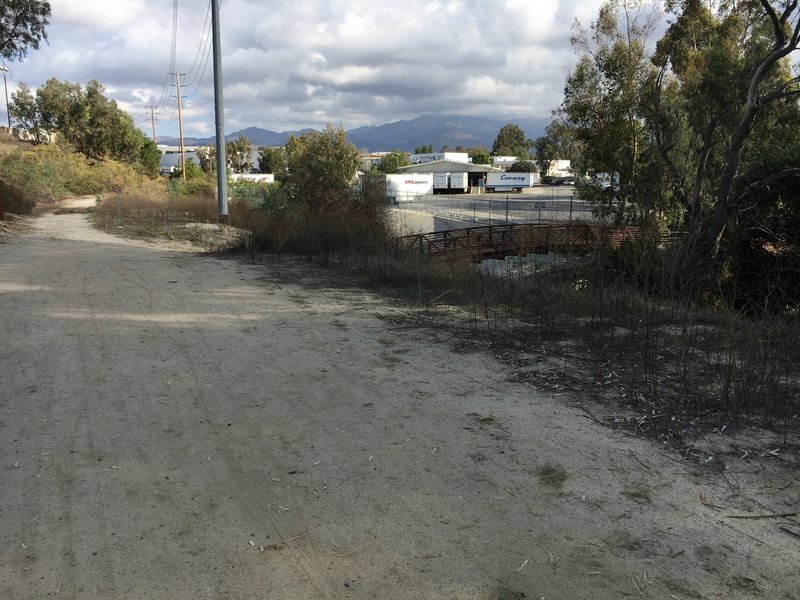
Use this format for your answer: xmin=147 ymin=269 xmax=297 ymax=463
xmin=433 ymin=172 xmax=469 ymax=194
xmin=485 ymin=172 xmax=538 ymax=193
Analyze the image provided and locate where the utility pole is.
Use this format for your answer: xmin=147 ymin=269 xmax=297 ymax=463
xmin=0 ymin=66 xmax=10 ymax=130
xmin=171 ymin=72 xmax=187 ymax=180
xmin=211 ymin=0 xmax=228 ymax=220
xmin=145 ymin=105 xmax=158 ymax=143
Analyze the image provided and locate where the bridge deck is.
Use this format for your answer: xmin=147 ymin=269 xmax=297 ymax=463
xmin=396 ymin=223 xmax=642 ymax=262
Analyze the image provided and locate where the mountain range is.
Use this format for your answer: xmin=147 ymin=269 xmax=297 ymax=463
xmin=158 ymin=114 xmax=551 ymax=152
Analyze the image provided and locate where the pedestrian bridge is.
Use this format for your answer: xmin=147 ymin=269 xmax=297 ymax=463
xmin=395 ymin=223 xmax=641 ymax=262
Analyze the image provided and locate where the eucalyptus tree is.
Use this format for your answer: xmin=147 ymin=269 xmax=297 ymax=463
xmin=704 ymin=0 xmax=800 ymax=254
xmin=226 ymin=135 xmax=253 ymax=173
xmin=0 ymin=0 xmax=50 ymax=60
xmin=561 ymin=0 xmax=661 ymax=223
xmin=8 ymin=82 xmax=41 ymax=141
xmin=491 ymin=123 xmax=531 ymax=158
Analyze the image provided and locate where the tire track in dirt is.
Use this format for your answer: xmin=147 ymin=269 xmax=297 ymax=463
xmin=100 ymin=247 xmax=337 ymax=598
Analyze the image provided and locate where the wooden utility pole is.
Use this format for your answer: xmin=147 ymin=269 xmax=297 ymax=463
xmin=145 ymin=105 xmax=158 ymax=143
xmin=172 ymin=73 xmax=187 ymax=180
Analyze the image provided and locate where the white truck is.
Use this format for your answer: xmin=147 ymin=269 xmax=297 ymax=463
xmin=485 ymin=172 xmax=538 ymax=193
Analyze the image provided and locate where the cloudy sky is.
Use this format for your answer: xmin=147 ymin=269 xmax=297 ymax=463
xmin=4 ymin=0 xmax=612 ymax=139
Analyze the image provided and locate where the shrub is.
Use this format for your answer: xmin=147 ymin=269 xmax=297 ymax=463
xmin=0 ymin=178 xmax=35 ymax=215
xmin=166 ymin=176 xmax=216 ymax=199
xmin=0 ymin=144 xmax=146 ymax=209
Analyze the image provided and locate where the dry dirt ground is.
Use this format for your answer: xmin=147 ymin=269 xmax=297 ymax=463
xmin=1 ymin=198 xmax=798 ymax=600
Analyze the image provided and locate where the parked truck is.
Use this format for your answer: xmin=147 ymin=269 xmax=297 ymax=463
xmin=485 ymin=172 xmax=538 ymax=193
xmin=433 ymin=172 xmax=469 ymax=194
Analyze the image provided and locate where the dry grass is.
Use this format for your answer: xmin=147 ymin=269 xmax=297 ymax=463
xmin=92 ymin=192 xmax=243 ymax=249
xmin=360 ymin=240 xmax=799 ymax=443
xmin=0 ymin=130 xmax=35 ymax=155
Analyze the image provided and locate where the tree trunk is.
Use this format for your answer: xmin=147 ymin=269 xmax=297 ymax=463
xmin=704 ymin=3 xmax=799 ymax=256
xmin=705 ymin=103 xmax=758 ymax=255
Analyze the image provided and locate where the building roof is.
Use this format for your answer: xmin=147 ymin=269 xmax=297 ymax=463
xmin=397 ymin=160 xmax=503 ymax=174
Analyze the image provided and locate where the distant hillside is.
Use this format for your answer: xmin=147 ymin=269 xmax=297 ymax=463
xmin=159 ymin=114 xmax=551 ymax=152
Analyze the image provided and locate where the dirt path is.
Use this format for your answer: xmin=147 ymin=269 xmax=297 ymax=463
xmin=1 ymin=203 xmax=798 ymax=599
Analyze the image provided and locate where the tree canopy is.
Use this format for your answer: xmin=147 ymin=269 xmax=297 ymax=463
xmin=376 ymin=150 xmax=409 ymax=174
xmin=533 ymin=121 xmax=583 ymax=178
xmin=561 ymin=0 xmax=800 ymax=254
xmin=9 ymin=77 xmax=157 ymax=175
xmin=257 ymin=146 xmax=287 ymax=176
xmin=284 ymin=124 xmax=361 ymax=212
xmin=226 ymin=135 xmax=253 ymax=173
xmin=491 ymin=124 xmax=531 ymax=159
xmin=509 ymin=160 xmax=536 ymax=173
xmin=469 ymin=147 xmax=491 ymax=165
xmin=0 ymin=0 xmax=50 ymax=61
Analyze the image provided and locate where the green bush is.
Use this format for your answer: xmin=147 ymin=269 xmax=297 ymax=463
xmin=0 ymin=147 xmax=69 ymax=203
xmin=229 ymin=179 xmax=286 ymax=212
xmin=166 ymin=176 xmax=216 ymax=199
xmin=0 ymin=144 xmax=146 ymax=209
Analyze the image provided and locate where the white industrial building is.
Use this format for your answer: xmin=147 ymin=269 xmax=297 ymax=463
xmin=397 ymin=160 xmax=503 ymax=193
xmin=410 ymin=151 xmax=469 ymax=164
xmin=545 ymin=159 xmax=573 ymax=178
xmin=492 ymin=156 xmax=518 ymax=170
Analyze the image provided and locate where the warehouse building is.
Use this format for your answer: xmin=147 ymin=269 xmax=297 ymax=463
xmin=397 ymin=160 xmax=503 ymax=193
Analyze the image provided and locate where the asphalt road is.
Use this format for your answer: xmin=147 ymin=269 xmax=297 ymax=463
xmin=395 ymin=187 xmax=594 ymax=226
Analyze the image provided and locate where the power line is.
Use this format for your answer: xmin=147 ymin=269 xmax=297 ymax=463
xmin=183 ymin=0 xmax=212 ymax=89
xmin=135 ymin=0 xmax=223 ymax=136
xmin=145 ymin=0 xmax=180 ymax=133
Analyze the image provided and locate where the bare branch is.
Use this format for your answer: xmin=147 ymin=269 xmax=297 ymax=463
xmin=760 ymin=0 xmax=784 ymax=46
xmin=762 ymin=85 xmax=800 ymax=103
xmin=733 ymin=168 xmax=800 ymax=207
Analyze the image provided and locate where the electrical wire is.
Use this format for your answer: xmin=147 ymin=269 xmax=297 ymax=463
xmin=183 ymin=0 xmax=212 ymax=89
xmin=145 ymin=0 xmax=180 ymax=132
xmin=135 ymin=0 xmax=223 ymax=136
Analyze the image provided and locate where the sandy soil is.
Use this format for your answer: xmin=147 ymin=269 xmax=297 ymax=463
xmin=1 ymin=199 xmax=798 ymax=599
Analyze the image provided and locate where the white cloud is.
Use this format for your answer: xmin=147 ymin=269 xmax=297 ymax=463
xmin=50 ymin=0 xmax=146 ymax=29
xmin=6 ymin=0 xmax=612 ymax=137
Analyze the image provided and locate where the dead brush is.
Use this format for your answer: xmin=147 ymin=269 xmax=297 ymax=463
xmin=364 ymin=234 xmax=799 ymax=437
xmin=92 ymin=192 xmax=231 ymax=249
xmin=229 ymin=205 xmax=392 ymax=265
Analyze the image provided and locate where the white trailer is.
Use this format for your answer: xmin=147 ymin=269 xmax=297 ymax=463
xmin=485 ymin=172 xmax=538 ymax=193
xmin=384 ymin=173 xmax=434 ymax=200
xmin=449 ymin=172 xmax=469 ymax=193
xmin=230 ymin=173 xmax=275 ymax=184
xmin=433 ymin=172 xmax=450 ymax=193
